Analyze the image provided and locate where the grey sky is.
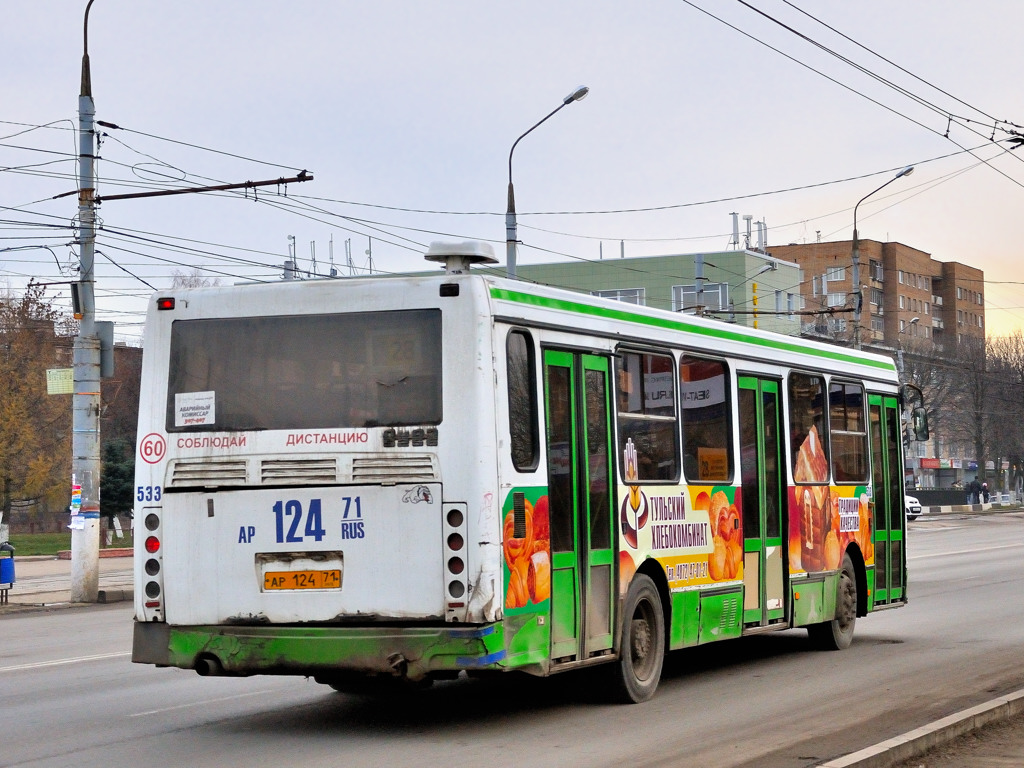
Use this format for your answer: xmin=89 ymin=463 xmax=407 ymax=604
xmin=3 ymin=1 xmax=1022 ymax=341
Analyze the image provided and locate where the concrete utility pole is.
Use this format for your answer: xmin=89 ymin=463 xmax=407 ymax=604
xmin=66 ymin=7 xmax=316 ymax=604
xmin=71 ymin=0 xmax=101 ymax=602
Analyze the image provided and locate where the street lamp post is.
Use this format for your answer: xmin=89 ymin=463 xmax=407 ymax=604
xmin=851 ymin=165 xmax=914 ymax=348
xmin=506 ymin=85 xmax=589 ymax=279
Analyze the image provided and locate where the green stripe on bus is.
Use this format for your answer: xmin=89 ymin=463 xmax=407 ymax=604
xmin=490 ymin=286 xmax=897 ymax=372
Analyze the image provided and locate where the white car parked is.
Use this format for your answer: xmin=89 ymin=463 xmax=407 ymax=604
xmin=905 ymin=494 xmax=923 ymax=520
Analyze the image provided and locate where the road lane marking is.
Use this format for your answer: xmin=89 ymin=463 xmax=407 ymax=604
xmin=909 ymin=543 xmax=1022 ymax=561
xmin=0 ymin=651 xmax=131 ymax=674
xmin=131 ymin=689 xmax=276 ymax=717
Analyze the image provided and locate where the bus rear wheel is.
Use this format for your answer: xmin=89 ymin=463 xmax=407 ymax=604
xmin=808 ymin=553 xmax=857 ymax=651
xmin=612 ymin=574 xmax=665 ymax=703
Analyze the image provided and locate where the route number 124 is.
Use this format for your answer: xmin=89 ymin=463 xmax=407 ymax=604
xmin=273 ymin=499 xmax=326 ymax=543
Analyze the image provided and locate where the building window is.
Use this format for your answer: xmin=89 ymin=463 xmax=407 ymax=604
xmin=870 ymin=260 xmax=883 ymax=281
xmin=673 ymin=283 xmax=728 ymax=312
xmin=957 ymin=287 xmax=963 ymax=300
xmin=812 ymin=276 xmax=822 ymax=296
xmin=898 ymin=271 xmax=904 ymax=284
xmin=900 ymin=319 xmax=906 ymax=332
xmin=871 ymin=287 xmax=883 ymax=305
xmin=899 ymin=295 xmax=905 ymax=309
xmin=826 ymin=267 xmax=846 ymax=282
xmin=871 ymin=315 xmax=884 ymax=331
xmin=827 ymin=292 xmax=846 ymax=308
xmin=924 ymin=302 xmax=930 ymax=315
xmin=593 ymin=288 xmax=645 ymax=305
xmin=957 ymin=310 xmax=964 ymax=325
xmin=787 ymin=293 xmax=796 ymax=318
xmin=775 ymin=290 xmax=783 ymax=313
xmin=924 ymin=276 xmax=930 ymax=291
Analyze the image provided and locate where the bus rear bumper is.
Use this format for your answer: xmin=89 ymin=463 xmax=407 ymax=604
xmin=132 ymin=620 xmax=506 ymax=681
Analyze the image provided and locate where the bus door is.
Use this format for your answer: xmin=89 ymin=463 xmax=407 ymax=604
xmin=543 ymin=350 xmax=616 ymax=662
xmin=870 ymin=395 xmax=905 ymax=604
xmin=738 ymin=377 xmax=786 ymax=627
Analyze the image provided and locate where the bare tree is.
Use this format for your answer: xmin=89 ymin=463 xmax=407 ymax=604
xmin=983 ymin=332 xmax=1024 ymax=490
xmin=170 ymin=268 xmax=221 ymax=289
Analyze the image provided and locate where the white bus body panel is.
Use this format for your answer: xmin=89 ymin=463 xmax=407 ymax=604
xmin=161 ymin=484 xmax=444 ymax=625
xmin=135 ymin=274 xmax=501 ymax=627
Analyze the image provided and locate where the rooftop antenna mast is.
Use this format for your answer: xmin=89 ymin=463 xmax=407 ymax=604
xmin=729 ymin=212 xmax=740 ymax=250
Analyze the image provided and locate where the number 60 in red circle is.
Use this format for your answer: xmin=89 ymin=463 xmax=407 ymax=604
xmin=140 ymin=433 xmax=166 ymax=464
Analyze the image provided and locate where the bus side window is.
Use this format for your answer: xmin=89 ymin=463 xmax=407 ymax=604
xmin=507 ymin=330 xmax=539 ymax=472
xmin=679 ymin=356 xmax=733 ymax=483
xmin=789 ymin=372 xmax=829 ymax=483
xmin=615 ymin=351 xmax=679 ymax=482
xmin=829 ymin=381 xmax=869 ymax=483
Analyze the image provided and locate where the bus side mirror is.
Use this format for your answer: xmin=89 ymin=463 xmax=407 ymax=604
xmin=912 ymin=406 xmax=929 ymax=441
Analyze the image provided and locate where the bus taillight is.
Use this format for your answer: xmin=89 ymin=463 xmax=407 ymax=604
xmin=443 ymin=503 xmax=469 ymax=621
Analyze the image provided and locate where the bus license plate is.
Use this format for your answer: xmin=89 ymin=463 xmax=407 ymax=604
xmin=263 ymin=569 xmax=341 ymax=591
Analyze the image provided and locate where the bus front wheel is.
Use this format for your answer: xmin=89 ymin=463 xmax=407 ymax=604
xmin=612 ymin=574 xmax=665 ymax=703
xmin=808 ymin=553 xmax=857 ymax=651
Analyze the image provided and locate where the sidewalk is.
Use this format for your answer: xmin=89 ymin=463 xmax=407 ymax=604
xmin=0 ymin=550 xmax=133 ymax=613
xmin=821 ymin=688 xmax=1024 ymax=768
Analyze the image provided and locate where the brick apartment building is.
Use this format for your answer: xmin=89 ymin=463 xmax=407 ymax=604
xmin=766 ymin=240 xmax=985 ymax=351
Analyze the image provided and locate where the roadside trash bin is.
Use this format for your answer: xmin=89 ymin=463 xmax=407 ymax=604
xmin=0 ymin=542 xmax=14 ymax=604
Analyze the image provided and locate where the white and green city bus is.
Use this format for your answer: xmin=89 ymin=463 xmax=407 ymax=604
xmin=132 ymin=241 xmax=918 ymax=703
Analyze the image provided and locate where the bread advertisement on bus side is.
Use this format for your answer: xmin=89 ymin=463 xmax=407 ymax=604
xmin=788 ymin=425 xmax=874 ymax=573
xmin=502 ymin=494 xmax=551 ymax=611
xmin=617 ymin=479 xmax=743 ymax=595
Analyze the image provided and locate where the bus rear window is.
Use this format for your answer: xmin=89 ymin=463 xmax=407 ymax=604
xmin=166 ymin=309 xmax=442 ymax=432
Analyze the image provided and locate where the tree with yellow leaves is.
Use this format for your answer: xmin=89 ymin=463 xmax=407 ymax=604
xmin=0 ymin=282 xmax=74 ymax=521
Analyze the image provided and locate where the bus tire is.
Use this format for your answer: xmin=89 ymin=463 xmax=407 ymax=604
xmin=612 ymin=574 xmax=665 ymax=703
xmin=808 ymin=553 xmax=857 ymax=651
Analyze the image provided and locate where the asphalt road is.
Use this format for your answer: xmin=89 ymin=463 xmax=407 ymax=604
xmin=1 ymin=512 xmax=1023 ymax=768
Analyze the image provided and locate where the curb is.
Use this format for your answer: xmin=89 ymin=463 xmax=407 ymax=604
xmin=818 ymin=687 xmax=1024 ymax=767
xmin=56 ymin=548 xmax=133 ymax=560
xmin=920 ymin=503 xmax=1022 ymax=517
xmin=0 ymin=589 xmax=134 ymax=615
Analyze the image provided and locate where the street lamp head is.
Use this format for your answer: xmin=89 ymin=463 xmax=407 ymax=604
xmin=910 ymin=316 xmax=920 ymax=324
xmin=563 ymin=85 xmax=590 ymax=104
xmin=896 ymin=165 xmax=914 ymax=179
xmin=507 ymin=85 xmax=590 ymax=279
